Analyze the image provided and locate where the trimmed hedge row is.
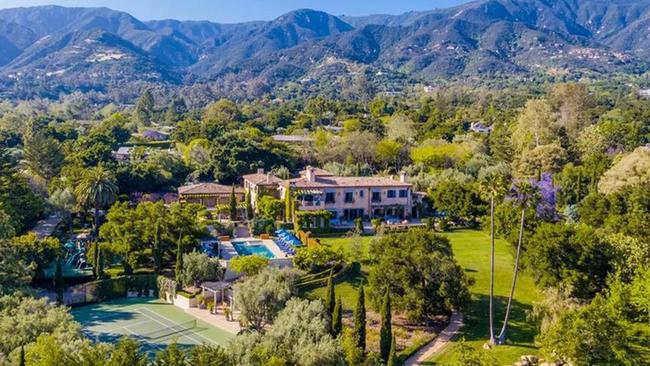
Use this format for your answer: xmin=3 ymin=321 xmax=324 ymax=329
xmin=67 ymin=274 xmax=157 ymax=306
xmin=297 ymin=262 xmax=350 ymax=290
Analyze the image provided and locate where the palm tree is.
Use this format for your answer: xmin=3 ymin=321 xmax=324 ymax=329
xmin=497 ymin=181 xmax=538 ymax=344
xmin=478 ymin=164 xmax=510 ymax=345
xmin=74 ymin=166 xmax=118 ymax=237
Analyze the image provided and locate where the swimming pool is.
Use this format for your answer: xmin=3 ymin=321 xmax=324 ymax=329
xmin=231 ymin=240 xmax=276 ymax=259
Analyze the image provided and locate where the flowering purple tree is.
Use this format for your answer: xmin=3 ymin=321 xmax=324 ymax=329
xmin=163 ymin=193 xmax=178 ymax=204
xmin=530 ymin=173 xmax=559 ymax=221
xmin=131 ymin=192 xmax=144 ymax=203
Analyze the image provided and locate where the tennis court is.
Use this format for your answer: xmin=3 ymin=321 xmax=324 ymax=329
xmin=72 ymin=297 xmax=234 ymax=354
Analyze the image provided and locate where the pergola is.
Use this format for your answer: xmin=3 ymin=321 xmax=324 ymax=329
xmin=201 ymin=281 xmax=232 ymax=310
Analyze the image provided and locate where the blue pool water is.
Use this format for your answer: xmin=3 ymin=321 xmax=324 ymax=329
xmin=232 ymin=241 xmax=275 ymax=259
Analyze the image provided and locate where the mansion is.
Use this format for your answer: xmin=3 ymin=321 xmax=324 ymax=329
xmin=178 ymin=166 xmax=419 ymax=221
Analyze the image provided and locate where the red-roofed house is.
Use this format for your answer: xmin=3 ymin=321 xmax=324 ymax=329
xmin=178 ymin=183 xmax=244 ymax=210
xmin=242 ymin=169 xmax=283 ymax=210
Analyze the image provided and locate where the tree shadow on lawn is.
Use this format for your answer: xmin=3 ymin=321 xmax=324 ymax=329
xmin=72 ymin=307 xmax=139 ymax=328
xmin=338 ymin=262 xmax=367 ymax=287
xmin=460 ymin=294 xmax=538 ymax=348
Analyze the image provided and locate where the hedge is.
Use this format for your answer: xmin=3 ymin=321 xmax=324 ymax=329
xmin=176 ymin=290 xmax=199 ymax=299
xmin=67 ymin=274 xmax=157 ymax=306
xmin=297 ymin=262 xmax=351 ymax=290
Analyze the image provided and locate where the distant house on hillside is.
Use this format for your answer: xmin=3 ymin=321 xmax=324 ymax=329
xmin=142 ymin=130 xmax=169 ymax=141
xmin=272 ymin=135 xmax=314 ymax=143
xmin=178 ymin=183 xmax=244 ymax=211
xmin=112 ymin=146 xmax=135 ymax=161
xmin=638 ymin=89 xmax=650 ymax=98
xmin=324 ymin=125 xmax=344 ymax=133
xmin=469 ymin=122 xmax=493 ymax=133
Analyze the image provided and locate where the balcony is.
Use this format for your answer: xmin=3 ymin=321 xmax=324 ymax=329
xmin=300 ymin=201 xmax=321 ymax=207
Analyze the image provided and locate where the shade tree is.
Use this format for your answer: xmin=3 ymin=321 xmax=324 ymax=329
xmin=233 ymin=267 xmax=299 ymax=331
xmin=229 ymin=298 xmax=345 ymax=366
xmin=178 ymin=251 xmax=224 ymax=288
xmin=524 ymin=223 xmax=617 ymax=300
xmin=368 ymin=229 xmax=470 ymax=322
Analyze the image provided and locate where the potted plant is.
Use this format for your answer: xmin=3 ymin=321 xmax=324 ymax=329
xmin=223 ymin=307 xmax=231 ymax=321
xmin=208 ymin=302 xmax=215 ymax=314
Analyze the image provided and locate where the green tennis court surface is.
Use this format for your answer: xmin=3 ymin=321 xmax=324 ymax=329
xmin=72 ymin=298 xmax=234 ymax=354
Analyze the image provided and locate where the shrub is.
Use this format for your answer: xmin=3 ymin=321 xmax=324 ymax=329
xmin=178 ymin=251 xmax=224 ymax=288
xmin=293 ymin=245 xmax=345 ymax=272
xmin=229 ymin=255 xmax=269 ymax=276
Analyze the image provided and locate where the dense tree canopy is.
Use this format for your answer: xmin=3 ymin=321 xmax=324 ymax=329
xmin=233 ymin=267 xmax=299 ymax=331
xmin=368 ymin=229 xmax=471 ymax=321
xmin=524 ymin=223 xmax=618 ymax=300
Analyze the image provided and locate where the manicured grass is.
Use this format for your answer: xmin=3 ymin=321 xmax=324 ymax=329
xmin=303 ymin=235 xmax=375 ymax=309
xmin=307 ymin=230 xmax=541 ymax=364
xmin=427 ymin=230 xmax=540 ymax=365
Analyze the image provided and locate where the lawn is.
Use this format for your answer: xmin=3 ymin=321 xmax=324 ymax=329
xmin=305 ymin=235 xmax=375 ymax=309
xmin=427 ymin=230 xmax=540 ymax=365
xmin=306 ymin=230 xmax=541 ymax=365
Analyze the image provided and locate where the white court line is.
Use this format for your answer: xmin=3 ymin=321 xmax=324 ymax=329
xmin=101 ymin=319 xmax=152 ymax=333
xmin=135 ymin=308 xmax=216 ymax=346
xmin=137 ymin=307 xmax=216 ymax=345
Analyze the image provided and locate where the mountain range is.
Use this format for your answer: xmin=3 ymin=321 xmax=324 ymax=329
xmin=2 ymin=0 xmax=650 ymax=100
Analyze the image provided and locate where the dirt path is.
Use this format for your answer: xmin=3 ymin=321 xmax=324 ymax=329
xmin=403 ymin=311 xmax=464 ymax=365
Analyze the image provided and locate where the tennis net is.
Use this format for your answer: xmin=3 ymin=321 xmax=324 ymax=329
xmin=141 ymin=319 xmax=197 ymax=340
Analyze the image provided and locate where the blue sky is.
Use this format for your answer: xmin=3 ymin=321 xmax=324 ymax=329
xmin=0 ymin=0 xmax=472 ymax=22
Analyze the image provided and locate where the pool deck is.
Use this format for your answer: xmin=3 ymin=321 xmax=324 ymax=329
xmin=220 ymin=237 xmax=289 ymax=260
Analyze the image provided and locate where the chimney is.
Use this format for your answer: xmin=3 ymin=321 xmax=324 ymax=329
xmin=399 ymin=171 xmax=408 ymax=183
xmin=305 ymin=166 xmax=316 ymax=183
xmin=266 ymin=173 xmax=272 ymax=183
xmin=257 ymin=168 xmax=265 ymax=174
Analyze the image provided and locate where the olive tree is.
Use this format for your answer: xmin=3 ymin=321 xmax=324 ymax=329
xmin=233 ymin=267 xmax=299 ymax=331
xmin=179 ymin=251 xmax=224 ymax=288
xmin=229 ymin=298 xmax=345 ymax=366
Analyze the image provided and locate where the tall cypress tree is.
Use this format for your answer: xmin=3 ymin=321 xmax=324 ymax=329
xmin=93 ymin=241 xmax=100 ymax=279
xmin=353 ymin=282 xmax=366 ymax=351
xmin=175 ymin=240 xmax=183 ymax=284
xmin=54 ymin=257 xmax=64 ymax=303
xmin=284 ymin=184 xmax=293 ymax=222
xmin=386 ymin=335 xmax=397 ymax=366
xmin=19 ymin=346 xmax=25 ymax=366
xmin=332 ymin=297 xmax=342 ymax=337
xmin=229 ymin=186 xmax=237 ymax=221
xmin=325 ymin=268 xmax=335 ymax=316
xmin=97 ymin=244 xmax=104 ymax=279
xmin=380 ymin=288 xmax=392 ymax=362
xmin=245 ymin=191 xmax=253 ymax=220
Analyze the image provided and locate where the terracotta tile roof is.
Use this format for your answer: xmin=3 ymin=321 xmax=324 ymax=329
xmin=287 ymin=176 xmax=411 ymax=189
xmin=242 ymin=173 xmax=283 ymax=186
xmin=272 ymin=135 xmax=315 ymax=143
xmin=178 ymin=183 xmax=243 ymax=195
xmin=299 ymin=167 xmax=334 ymax=177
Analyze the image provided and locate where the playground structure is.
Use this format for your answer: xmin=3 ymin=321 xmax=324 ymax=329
xmin=44 ymin=238 xmax=94 ymax=278
xmin=63 ymin=241 xmax=93 ymax=275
